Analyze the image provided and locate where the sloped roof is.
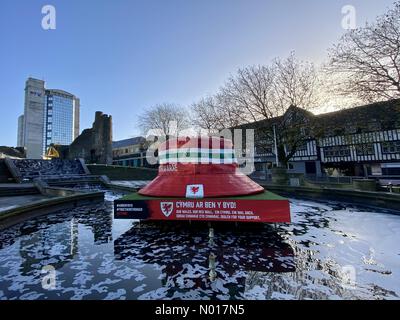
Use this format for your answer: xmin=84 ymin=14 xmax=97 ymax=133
xmin=112 ymin=137 xmax=146 ymax=149
xmin=233 ymin=99 xmax=400 ymax=130
xmin=233 ymin=105 xmax=313 ymax=129
xmin=316 ymin=99 xmax=400 ymax=126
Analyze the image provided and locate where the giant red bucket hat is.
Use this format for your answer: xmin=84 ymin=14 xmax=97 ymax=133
xmin=139 ymin=136 xmax=264 ymax=198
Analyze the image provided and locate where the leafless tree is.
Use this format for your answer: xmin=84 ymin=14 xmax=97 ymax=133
xmin=192 ymin=52 xmax=320 ymax=166
xmin=273 ymin=52 xmax=319 ymax=110
xmin=138 ymin=103 xmax=189 ymax=138
xmin=326 ymin=1 xmax=400 ymax=102
xmin=193 ymin=52 xmax=318 ymax=120
xmin=221 ymin=64 xmax=277 ymax=122
xmin=191 ymin=96 xmax=222 ymax=132
xmin=191 ymin=94 xmax=245 ymax=132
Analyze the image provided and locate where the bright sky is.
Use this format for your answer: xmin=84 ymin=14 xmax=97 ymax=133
xmin=0 ymin=0 xmax=395 ymax=146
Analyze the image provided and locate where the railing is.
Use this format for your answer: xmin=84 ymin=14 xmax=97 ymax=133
xmin=251 ymin=171 xmax=400 ymax=186
xmin=305 ymin=174 xmax=400 ymax=185
xmin=369 ymin=175 xmax=400 ymax=180
xmin=370 ymin=175 xmax=400 ymax=187
xmin=305 ymin=174 xmax=354 ymax=184
xmin=249 ymin=171 xmax=272 ymax=181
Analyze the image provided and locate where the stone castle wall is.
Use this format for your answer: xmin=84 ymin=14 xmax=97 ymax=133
xmin=67 ymin=111 xmax=113 ymax=164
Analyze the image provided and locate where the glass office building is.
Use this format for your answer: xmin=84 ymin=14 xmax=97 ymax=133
xmin=42 ymin=90 xmax=78 ymax=155
xmin=18 ymin=78 xmax=80 ymax=158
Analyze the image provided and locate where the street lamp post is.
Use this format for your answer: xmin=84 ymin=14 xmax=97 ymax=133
xmin=273 ymin=124 xmax=279 ymax=167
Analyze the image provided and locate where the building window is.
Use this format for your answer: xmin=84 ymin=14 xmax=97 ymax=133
xmin=300 ymin=127 xmax=310 ymax=137
xmin=381 ymin=141 xmax=400 ymax=154
xmin=296 ymin=142 xmax=308 ymax=152
xmin=324 ymin=146 xmax=351 ymax=157
xmin=334 ymin=128 xmax=345 ymax=136
xmin=380 ymin=120 xmax=396 ymax=130
xmin=255 ymin=145 xmax=273 ymax=155
xmin=355 ymin=143 xmax=375 ymax=156
xmin=345 ymin=126 xmax=356 ymax=134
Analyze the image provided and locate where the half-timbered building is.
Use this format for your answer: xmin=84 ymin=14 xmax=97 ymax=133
xmin=241 ymin=99 xmax=400 ymax=177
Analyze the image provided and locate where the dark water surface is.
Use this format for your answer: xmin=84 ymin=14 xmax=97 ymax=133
xmin=0 ymin=188 xmax=399 ymax=300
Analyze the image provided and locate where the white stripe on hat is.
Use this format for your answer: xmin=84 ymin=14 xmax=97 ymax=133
xmin=159 ymin=157 xmax=237 ymax=164
xmin=158 ymin=148 xmax=235 ymax=156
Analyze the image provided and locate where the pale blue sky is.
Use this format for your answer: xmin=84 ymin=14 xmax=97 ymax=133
xmin=0 ymin=0 xmax=395 ymax=146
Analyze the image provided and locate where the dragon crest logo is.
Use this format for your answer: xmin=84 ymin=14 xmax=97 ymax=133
xmin=160 ymin=202 xmax=174 ymax=217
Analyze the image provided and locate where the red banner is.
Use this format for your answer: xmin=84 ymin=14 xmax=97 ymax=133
xmin=115 ymin=199 xmax=291 ymax=223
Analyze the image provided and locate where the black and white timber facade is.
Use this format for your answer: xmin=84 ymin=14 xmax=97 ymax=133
xmin=240 ymin=99 xmax=400 ymax=177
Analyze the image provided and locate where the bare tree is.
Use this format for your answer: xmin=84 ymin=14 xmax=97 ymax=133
xmin=138 ymin=103 xmax=189 ymax=138
xmin=191 ymin=94 xmax=245 ymax=132
xmin=191 ymin=96 xmax=222 ymax=132
xmin=194 ymin=52 xmax=318 ymax=123
xmin=192 ymin=52 xmax=320 ymax=166
xmin=269 ymin=53 xmax=320 ymax=166
xmin=221 ymin=64 xmax=277 ymax=122
xmin=327 ymin=1 xmax=400 ymax=102
xmin=273 ymin=52 xmax=319 ymax=110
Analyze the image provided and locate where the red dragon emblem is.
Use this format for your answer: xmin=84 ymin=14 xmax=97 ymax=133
xmin=191 ymin=186 xmax=200 ymax=194
xmin=186 ymin=184 xmax=204 ymax=198
xmin=160 ymin=202 xmax=174 ymax=217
